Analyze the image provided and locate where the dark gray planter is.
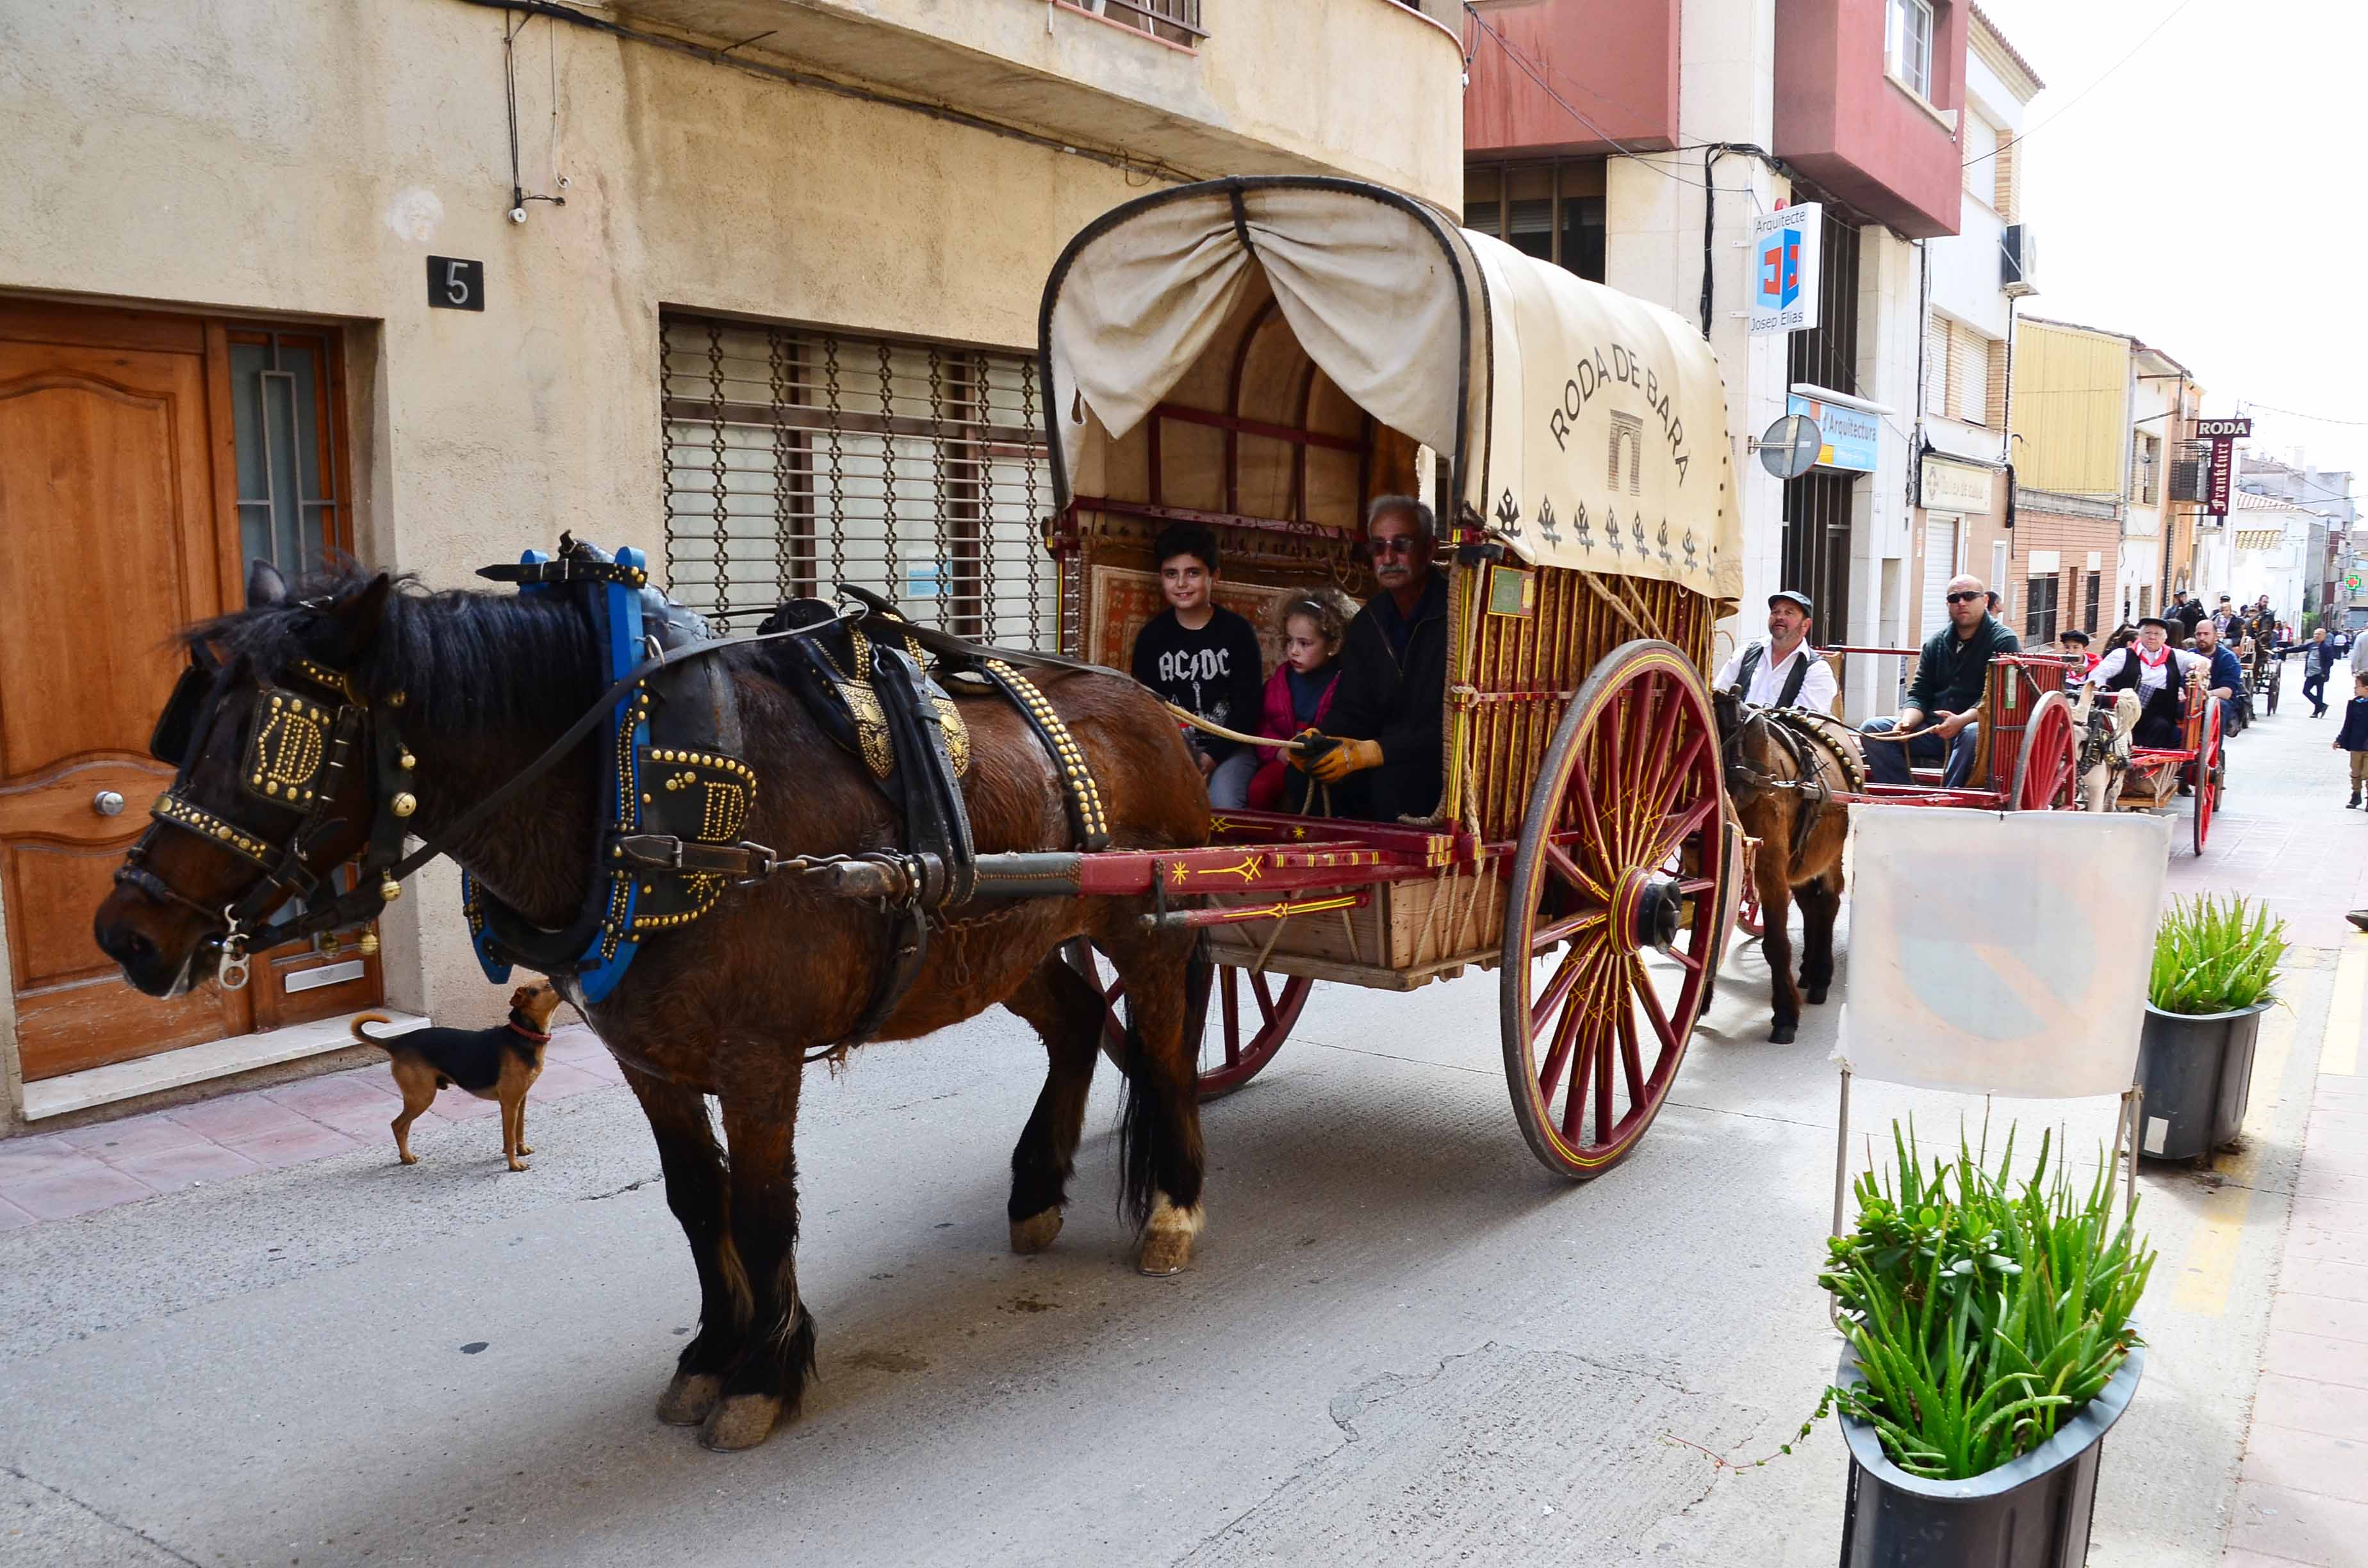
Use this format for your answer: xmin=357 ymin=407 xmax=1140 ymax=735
xmin=2137 ymin=999 xmax=2273 ymax=1162
xmin=1836 ymin=1339 xmax=2144 ymax=1567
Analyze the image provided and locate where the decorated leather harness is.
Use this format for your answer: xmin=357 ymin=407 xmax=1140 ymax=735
xmin=125 ymin=537 xmax=1113 ymax=1041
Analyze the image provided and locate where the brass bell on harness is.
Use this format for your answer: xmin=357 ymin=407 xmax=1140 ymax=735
xmin=390 ymin=791 xmax=417 ymax=818
xmin=357 ymin=929 xmax=381 ymax=958
xmin=380 ymin=877 xmax=403 ymax=904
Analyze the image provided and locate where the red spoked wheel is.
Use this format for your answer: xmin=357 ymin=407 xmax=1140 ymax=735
xmin=1499 ymin=641 xmax=1731 ymax=1180
xmin=1060 ymin=940 xmax=1313 ymax=1101
xmin=2009 ymin=692 xmax=2077 ymax=811
xmin=2190 ymin=701 xmax=2222 ymax=854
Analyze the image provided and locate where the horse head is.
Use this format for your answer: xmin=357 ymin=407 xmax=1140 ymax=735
xmin=93 ymin=563 xmax=397 ymax=997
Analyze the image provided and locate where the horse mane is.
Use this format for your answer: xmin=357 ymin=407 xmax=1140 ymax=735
xmin=183 ymin=562 xmax=602 ymax=734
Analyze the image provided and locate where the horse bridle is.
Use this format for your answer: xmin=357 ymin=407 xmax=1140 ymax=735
xmin=120 ymin=636 xmax=420 ymax=989
xmin=115 ymin=592 xmax=1106 ymax=990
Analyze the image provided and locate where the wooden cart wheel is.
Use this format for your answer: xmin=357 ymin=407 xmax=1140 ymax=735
xmin=2190 ymin=701 xmax=2222 ymax=854
xmin=2009 ymin=691 xmax=2076 ymax=811
xmin=1060 ymin=939 xmax=1312 ymax=1101
xmin=1499 ymin=640 xmax=1729 ymax=1181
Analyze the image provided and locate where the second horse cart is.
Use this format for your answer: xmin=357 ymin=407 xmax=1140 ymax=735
xmin=1023 ymin=177 xmax=1747 ymax=1179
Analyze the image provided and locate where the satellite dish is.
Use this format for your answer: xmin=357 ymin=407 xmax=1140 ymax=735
xmin=1753 ymin=414 xmax=1822 ymax=480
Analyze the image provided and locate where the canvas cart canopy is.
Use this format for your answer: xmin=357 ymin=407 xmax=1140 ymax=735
xmin=1040 ymin=176 xmax=1742 ymax=607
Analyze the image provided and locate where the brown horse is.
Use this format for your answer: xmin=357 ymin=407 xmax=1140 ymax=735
xmin=1713 ymin=692 xmax=1860 ymax=1043
xmin=92 ymin=566 xmax=1212 ymax=1451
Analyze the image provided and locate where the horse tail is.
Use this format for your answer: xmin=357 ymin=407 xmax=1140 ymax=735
xmin=1115 ymin=1015 xmax=1158 ymax=1228
xmin=351 ymin=1013 xmax=398 ymax=1049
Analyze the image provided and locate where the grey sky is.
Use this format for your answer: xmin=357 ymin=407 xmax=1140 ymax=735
xmin=1975 ymin=0 xmax=2367 ymax=494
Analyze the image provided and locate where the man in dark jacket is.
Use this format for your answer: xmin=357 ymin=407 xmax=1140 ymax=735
xmin=1294 ymin=495 xmax=1449 ymax=822
xmin=1859 ymin=573 xmax=2022 ymax=787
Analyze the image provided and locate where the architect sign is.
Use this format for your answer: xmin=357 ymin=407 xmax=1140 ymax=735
xmin=1749 ymin=204 xmax=1823 ymax=334
xmin=1788 ymin=391 xmax=1879 ymax=472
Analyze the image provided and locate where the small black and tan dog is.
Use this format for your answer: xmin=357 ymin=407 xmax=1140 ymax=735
xmin=353 ymin=983 xmax=565 ymax=1171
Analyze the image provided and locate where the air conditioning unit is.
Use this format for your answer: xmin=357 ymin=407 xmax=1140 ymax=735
xmin=2001 ymin=224 xmax=2039 ymax=298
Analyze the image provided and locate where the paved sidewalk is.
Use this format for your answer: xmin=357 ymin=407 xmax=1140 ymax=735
xmin=2219 ymin=936 xmax=2368 ymax=1568
xmin=0 ymin=1026 xmax=625 ymax=1225
xmin=2172 ymin=688 xmax=2368 ymax=1568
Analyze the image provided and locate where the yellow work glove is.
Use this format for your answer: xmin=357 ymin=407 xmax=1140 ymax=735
xmin=1309 ymin=736 xmax=1383 ymax=785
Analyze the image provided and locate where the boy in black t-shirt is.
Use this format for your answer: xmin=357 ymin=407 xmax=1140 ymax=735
xmin=1130 ymin=523 xmax=1266 ymax=809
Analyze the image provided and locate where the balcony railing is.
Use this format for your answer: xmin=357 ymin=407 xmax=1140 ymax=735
xmin=1078 ymin=0 xmax=1206 ymax=45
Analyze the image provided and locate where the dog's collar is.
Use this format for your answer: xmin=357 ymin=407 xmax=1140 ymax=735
xmin=506 ymin=1019 xmax=551 ymax=1043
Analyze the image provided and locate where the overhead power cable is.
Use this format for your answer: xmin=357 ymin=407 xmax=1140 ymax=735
xmin=1964 ymin=0 xmax=2200 ymax=171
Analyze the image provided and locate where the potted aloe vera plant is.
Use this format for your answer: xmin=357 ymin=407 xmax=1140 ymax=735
xmin=2139 ymin=894 xmax=2287 ymax=1163
xmin=1822 ymin=1123 xmax=2153 ymax=1567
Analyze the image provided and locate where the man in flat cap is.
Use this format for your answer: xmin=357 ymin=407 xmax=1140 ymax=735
xmin=1714 ymin=589 xmax=1837 ymax=714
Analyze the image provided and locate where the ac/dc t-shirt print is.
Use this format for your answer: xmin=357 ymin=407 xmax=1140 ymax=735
xmin=1130 ymin=606 xmax=1266 ymax=762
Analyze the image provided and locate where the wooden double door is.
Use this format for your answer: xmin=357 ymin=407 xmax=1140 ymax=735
xmin=0 ymin=300 xmax=382 ymax=1082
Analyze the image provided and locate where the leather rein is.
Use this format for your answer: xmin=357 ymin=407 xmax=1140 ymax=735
xmin=123 ymin=598 xmax=1106 ymax=989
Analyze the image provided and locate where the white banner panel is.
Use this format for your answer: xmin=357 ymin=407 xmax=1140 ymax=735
xmin=1835 ymin=806 xmax=2171 ymax=1098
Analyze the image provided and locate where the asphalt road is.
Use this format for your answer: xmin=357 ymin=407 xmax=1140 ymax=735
xmin=2 ymin=690 xmax=2346 ymax=1567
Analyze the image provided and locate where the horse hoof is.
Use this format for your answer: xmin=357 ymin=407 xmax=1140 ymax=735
xmin=1009 ymin=1209 xmax=1064 ymax=1255
xmin=1137 ymin=1194 xmax=1201 ymax=1277
xmin=698 ymin=1392 xmax=782 ymax=1451
xmin=1137 ymin=1231 xmax=1194 ymax=1276
xmin=1769 ymin=1022 xmax=1798 ymax=1044
xmin=1805 ymin=986 xmax=1829 ymax=1005
xmin=656 ymin=1372 xmax=722 ymax=1426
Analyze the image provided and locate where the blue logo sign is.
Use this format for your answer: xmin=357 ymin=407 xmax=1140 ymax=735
xmin=1757 ymin=223 xmax=1804 ymax=310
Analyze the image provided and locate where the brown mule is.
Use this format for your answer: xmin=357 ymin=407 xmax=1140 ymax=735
xmin=93 ymin=566 xmax=1213 ymax=1452
xmin=1713 ymin=692 xmax=1860 ymax=1043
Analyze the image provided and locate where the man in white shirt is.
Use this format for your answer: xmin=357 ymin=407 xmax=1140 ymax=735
xmin=1713 ymin=589 xmax=1837 ymax=714
xmin=2082 ymin=614 xmax=2207 ymax=749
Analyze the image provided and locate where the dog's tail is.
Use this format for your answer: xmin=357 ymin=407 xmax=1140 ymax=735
xmin=351 ymin=1013 xmax=399 ymax=1050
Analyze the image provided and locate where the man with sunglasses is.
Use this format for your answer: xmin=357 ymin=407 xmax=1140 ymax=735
xmin=1292 ymin=494 xmax=1449 ymax=821
xmin=1859 ymin=573 xmax=2021 ymax=787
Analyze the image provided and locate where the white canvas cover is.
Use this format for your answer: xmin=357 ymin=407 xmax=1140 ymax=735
xmin=1043 ymin=179 xmax=1741 ymax=601
xmin=1463 ymin=232 xmax=1740 ymax=602
xmin=1836 ymin=807 xmax=2172 ymax=1099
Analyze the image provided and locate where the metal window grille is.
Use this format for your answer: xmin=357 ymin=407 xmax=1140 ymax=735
xmin=1784 ymin=208 xmax=1862 ymax=633
xmin=1093 ymin=0 xmax=1204 ymax=44
xmin=229 ymin=329 xmax=343 ymax=578
xmin=2025 ymin=575 xmax=2059 ymax=642
xmin=2085 ymin=571 xmax=2101 ymax=633
xmin=660 ymin=314 xmax=1052 ymax=646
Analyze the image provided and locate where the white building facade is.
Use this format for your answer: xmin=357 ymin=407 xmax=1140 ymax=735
xmin=1912 ymin=8 xmax=2041 ymax=648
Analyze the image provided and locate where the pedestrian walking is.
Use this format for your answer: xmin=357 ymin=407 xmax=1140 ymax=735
xmin=2303 ymin=626 xmax=2336 ymax=717
xmin=2352 ymin=621 xmax=2368 ymax=683
xmin=2338 ymin=672 xmax=2368 ymax=809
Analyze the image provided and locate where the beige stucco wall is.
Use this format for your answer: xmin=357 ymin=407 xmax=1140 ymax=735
xmin=0 ymin=0 xmax=1463 ymax=1092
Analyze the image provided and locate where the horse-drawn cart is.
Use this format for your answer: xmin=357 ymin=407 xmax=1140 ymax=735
xmin=1035 ymin=176 xmax=1746 ymax=1179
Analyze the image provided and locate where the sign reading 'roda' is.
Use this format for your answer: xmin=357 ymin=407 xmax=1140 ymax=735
xmin=1545 ymin=343 xmax=1691 ymax=484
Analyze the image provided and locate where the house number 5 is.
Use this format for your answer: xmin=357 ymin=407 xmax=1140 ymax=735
xmin=427 ymin=256 xmax=486 ymax=312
